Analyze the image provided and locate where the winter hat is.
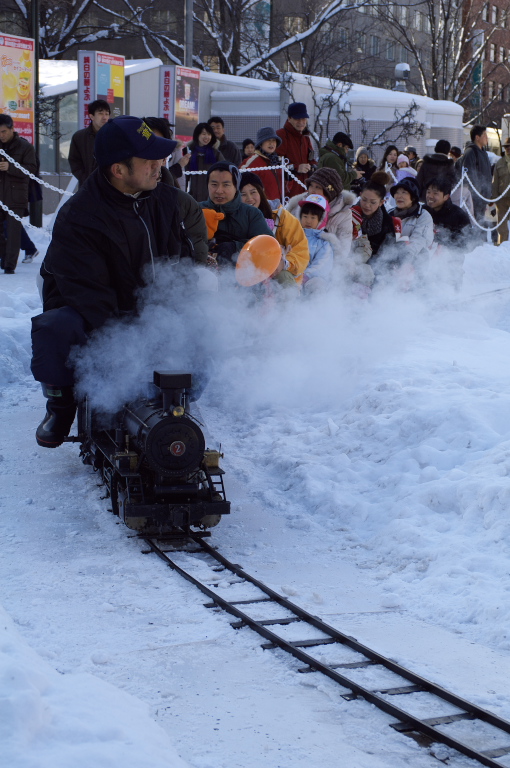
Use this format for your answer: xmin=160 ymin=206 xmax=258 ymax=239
xmin=206 ymin=161 xmax=241 ymax=188
xmin=242 ymin=138 xmax=255 ymax=149
xmin=397 ymin=154 xmax=410 ymax=166
xmin=434 ymin=139 xmax=451 ymax=155
xmin=404 ymin=145 xmax=418 ymax=155
xmin=288 ymin=102 xmax=309 ymax=119
xmin=306 ymin=167 xmax=343 ymax=201
xmin=94 ymin=116 xmax=177 ymax=167
xmin=356 ymin=146 xmax=370 ymax=160
xmin=390 ymin=176 xmax=421 ymax=202
xmin=298 ymin=193 xmax=330 ymax=229
xmin=255 ymin=126 xmax=282 ymax=149
xmin=239 ymin=171 xmax=265 ymax=190
xmin=333 ymin=131 xmax=353 ymax=149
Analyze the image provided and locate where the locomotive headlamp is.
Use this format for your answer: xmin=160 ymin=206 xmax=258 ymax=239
xmin=172 ymin=406 xmax=185 ymax=417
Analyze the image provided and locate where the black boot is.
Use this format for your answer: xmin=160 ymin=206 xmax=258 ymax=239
xmin=36 ymin=385 xmax=77 ymax=448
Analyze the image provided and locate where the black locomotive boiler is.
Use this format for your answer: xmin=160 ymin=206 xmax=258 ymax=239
xmin=76 ymin=371 xmax=230 ymax=535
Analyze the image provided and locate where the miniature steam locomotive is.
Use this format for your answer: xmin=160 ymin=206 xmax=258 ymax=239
xmin=76 ymin=371 xmax=230 ymax=535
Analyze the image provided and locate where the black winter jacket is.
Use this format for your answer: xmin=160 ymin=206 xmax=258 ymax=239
xmin=41 ymin=168 xmax=182 ymax=331
xmin=423 ymin=198 xmax=471 ymax=246
xmin=461 ymin=142 xmax=492 ymax=197
xmin=415 ymin=154 xmax=456 ymax=200
xmin=0 ymin=132 xmax=37 ymax=211
xmin=68 ymin=124 xmax=97 ymax=187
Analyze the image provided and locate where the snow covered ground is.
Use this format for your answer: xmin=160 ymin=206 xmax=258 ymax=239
xmin=3 ymin=225 xmax=510 ymax=767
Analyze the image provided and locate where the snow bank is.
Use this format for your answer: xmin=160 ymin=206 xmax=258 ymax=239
xmin=0 ymin=606 xmax=190 ymax=768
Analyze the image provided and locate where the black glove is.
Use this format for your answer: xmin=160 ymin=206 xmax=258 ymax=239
xmin=215 ymin=241 xmax=238 ymax=266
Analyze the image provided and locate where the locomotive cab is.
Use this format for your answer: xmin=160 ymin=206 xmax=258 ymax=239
xmin=78 ymin=371 xmax=230 ymax=536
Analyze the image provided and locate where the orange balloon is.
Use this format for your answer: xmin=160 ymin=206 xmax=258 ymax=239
xmin=235 ymin=235 xmax=282 ymax=287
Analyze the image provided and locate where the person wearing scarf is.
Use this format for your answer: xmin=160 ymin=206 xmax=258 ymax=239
xmin=240 ymin=126 xmax=284 ymax=202
xmin=187 ymin=122 xmax=224 ymax=202
xmin=385 ymin=176 xmax=434 ymax=280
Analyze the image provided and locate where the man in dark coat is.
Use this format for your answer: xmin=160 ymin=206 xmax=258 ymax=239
xmin=317 ymin=131 xmax=361 ymax=191
xmin=199 ymin=161 xmax=272 ymax=255
xmin=32 ymin=116 xmax=183 ymax=447
xmin=424 ymin=178 xmax=471 ymax=245
xmin=207 ymin=116 xmax=241 ymax=166
xmin=0 ymin=114 xmax=38 ymax=273
xmin=424 ymin=177 xmax=471 ymax=290
xmin=276 ymin=102 xmax=317 ymax=197
xmin=415 ymin=140 xmax=456 ymax=201
xmin=68 ymin=99 xmax=111 ymax=187
xmin=461 ymin=125 xmax=493 ymax=226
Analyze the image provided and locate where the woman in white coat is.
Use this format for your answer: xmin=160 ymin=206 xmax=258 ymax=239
xmin=383 ymin=176 xmax=435 ymax=285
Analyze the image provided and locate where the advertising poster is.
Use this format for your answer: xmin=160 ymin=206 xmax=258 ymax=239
xmin=78 ymin=51 xmax=125 ymax=129
xmin=96 ymin=53 xmax=124 ymax=117
xmin=175 ymin=66 xmax=200 ymax=141
xmin=0 ymin=33 xmax=35 ymax=143
xmin=159 ymin=66 xmax=175 ymax=125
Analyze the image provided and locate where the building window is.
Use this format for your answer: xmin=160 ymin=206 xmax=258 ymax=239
xmin=386 ymin=40 xmax=395 ymax=60
xmin=356 ymin=32 xmax=367 ymax=54
xmin=483 ymin=3 xmax=490 ymax=22
xmin=399 ymin=5 xmax=407 ymax=25
xmin=490 ymin=43 xmax=496 ymax=61
xmin=492 ymin=5 xmax=498 ymax=24
xmin=498 ymin=82 xmax=504 ymax=100
xmin=500 ymin=46 xmax=505 ymax=62
xmin=400 ymin=45 xmax=409 ymax=63
xmin=338 ymin=27 xmax=348 ymax=46
xmin=371 ymin=35 xmax=381 ymax=56
xmin=488 ymin=80 xmax=496 ymax=100
xmin=283 ymin=16 xmax=304 ymax=36
xmin=202 ymin=56 xmax=220 ymax=72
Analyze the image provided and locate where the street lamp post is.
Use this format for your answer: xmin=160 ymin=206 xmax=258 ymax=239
xmin=30 ymin=0 xmax=42 ymax=227
xmin=184 ymin=0 xmax=193 ymax=67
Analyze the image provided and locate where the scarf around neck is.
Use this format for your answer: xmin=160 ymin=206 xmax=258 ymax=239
xmin=361 ymin=205 xmax=384 ymax=236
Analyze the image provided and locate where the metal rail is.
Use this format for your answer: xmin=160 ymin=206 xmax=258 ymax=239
xmin=143 ymin=535 xmax=510 ymax=767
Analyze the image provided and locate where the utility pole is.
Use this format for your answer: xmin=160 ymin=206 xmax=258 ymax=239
xmin=30 ymin=0 xmax=42 ymax=227
xmin=184 ymin=0 xmax=193 ymax=67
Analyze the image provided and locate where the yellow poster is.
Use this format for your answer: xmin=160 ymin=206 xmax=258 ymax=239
xmin=0 ymin=33 xmax=35 ymax=143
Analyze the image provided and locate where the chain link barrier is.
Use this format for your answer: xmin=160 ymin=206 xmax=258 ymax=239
xmin=0 ymin=148 xmax=74 ymax=196
xmin=2 ymin=146 xmax=510 ymax=237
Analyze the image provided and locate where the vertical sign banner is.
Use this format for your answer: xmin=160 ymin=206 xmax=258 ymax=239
xmin=78 ymin=51 xmax=125 ymax=129
xmin=175 ymin=67 xmax=200 ymax=141
xmin=78 ymin=51 xmax=96 ymax=129
xmin=96 ymin=53 xmax=124 ymax=117
xmin=159 ymin=66 xmax=175 ymax=125
xmin=0 ymin=33 xmax=35 ymax=143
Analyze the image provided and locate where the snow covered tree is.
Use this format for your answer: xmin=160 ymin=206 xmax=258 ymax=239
xmin=374 ymin=0 xmax=508 ymax=122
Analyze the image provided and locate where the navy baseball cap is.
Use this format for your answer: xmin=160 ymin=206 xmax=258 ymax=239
xmin=94 ymin=116 xmax=177 ymax=166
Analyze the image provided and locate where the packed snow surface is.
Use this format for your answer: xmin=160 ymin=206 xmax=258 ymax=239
xmin=3 ymin=224 xmax=510 ymax=767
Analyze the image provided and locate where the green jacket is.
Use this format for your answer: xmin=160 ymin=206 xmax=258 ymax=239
xmin=317 ymin=140 xmax=357 ymax=190
xmin=200 ymin=192 xmax=273 ymax=251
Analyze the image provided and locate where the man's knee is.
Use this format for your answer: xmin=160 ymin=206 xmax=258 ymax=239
xmin=31 ymin=307 xmax=88 ymax=385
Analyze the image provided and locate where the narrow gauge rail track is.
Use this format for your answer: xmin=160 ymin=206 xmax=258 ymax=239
xmin=143 ymin=534 xmax=510 ymax=767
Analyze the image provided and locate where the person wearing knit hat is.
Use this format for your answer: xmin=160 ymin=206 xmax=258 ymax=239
xmin=317 ymin=131 xmax=361 ymax=191
xmin=276 ymin=104 xmax=317 ymax=197
xmin=492 ymin=137 xmax=510 ymax=243
xmin=395 ymin=153 xmax=418 ymax=181
xmin=286 ymin=166 xmax=356 ymax=260
xmin=353 ymin=147 xmax=376 ymax=185
xmin=240 ymin=126 xmax=284 ymax=201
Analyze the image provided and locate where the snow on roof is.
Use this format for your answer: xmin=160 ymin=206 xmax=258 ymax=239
xmin=40 ymin=58 xmax=163 ymax=98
